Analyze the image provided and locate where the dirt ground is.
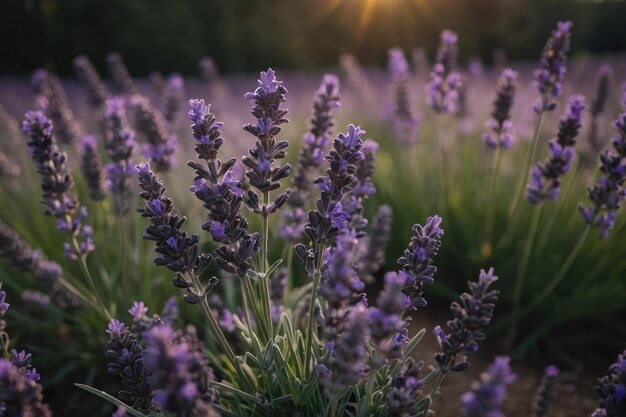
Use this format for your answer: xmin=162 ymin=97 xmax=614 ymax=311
xmin=412 ymin=311 xmax=600 ymax=417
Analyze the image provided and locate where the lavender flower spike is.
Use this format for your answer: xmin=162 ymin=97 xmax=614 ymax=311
xmin=22 ymin=111 xmax=94 ymax=259
xmin=186 ymin=99 xmax=257 ymax=277
xmin=143 ymin=324 xmax=219 ymax=416
xmin=533 ymin=21 xmax=573 ymax=113
xmin=426 ymin=30 xmax=462 ymax=114
xmin=592 ymin=348 xmax=626 ymax=417
xmin=105 ymin=319 xmax=154 ymax=411
xmin=80 ymin=134 xmax=106 ymax=201
xmin=434 ymin=268 xmax=499 ymax=373
xmin=579 ymin=112 xmax=626 ymax=238
xmin=483 ymin=69 xmax=518 ymax=149
xmin=388 ymin=48 xmax=419 ymax=144
xmin=397 ymin=215 xmax=444 ymax=309
xmin=242 ymin=68 xmax=292 ymax=215
xmin=131 ymin=95 xmax=177 ymax=172
xmin=587 ymin=65 xmax=613 ymax=155
xmin=106 ymin=52 xmax=138 ymax=96
xmin=533 ymin=365 xmax=560 ymax=417
xmin=319 ymin=303 xmax=370 ymax=392
xmin=460 ymin=356 xmax=516 ymax=417
xmin=73 ymin=55 xmax=110 ymax=108
xmin=103 ymin=97 xmax=136 ymax=215
xmin=527 ymin=95 xmax=586 ymax=204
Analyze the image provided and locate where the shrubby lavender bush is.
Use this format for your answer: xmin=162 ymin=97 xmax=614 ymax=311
xmin=0 ymin=17 xmax=624 ymax=417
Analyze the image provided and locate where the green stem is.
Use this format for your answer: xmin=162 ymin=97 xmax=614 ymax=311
xmin=482 ymin=145 xmax=503 ymax=258
xmin=506 ymin=204 xmax=541 ymax=346
xmin=192 ymin=277 xmax=255 ymax=392
xmin=523 ymin=225 xmax=591 ymax=314
xmin=508 ymin=111 xmax=545 ymax=217
xmin=71 ymin=236 xmax=111 ymax=321
xmin=260 ymin=190 xmax=273 ymax=338
xmin=285 ymin=245 xmax=294 ymax=296
xmin=304 ymin=242 xmax=325 ymax=371
xmin=240 ymin=275 xmax=269 ymax=343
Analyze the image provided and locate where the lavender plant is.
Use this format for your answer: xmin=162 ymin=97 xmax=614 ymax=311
xmin=67 ymin=68 xmax=509 ymax=417
xmin=387 ymin=47 xmax=419 ymax=144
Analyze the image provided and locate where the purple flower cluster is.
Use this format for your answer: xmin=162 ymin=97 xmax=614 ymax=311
xmin=426 ymin=30 xmax=462 ymax=114
xmin=387 ymin=358 xmax=424 ymax=416
xmin=103 ymin=97 xmax=137 ymax=215
xmin=534 ymin=21 xmax=573 ymax=113
xmin=343 ymin=139 xmax=379 ymax=233
xmin=368 ymin=271 xmax=409 ymax=366
xmin=483 ymin=69 xmax=518 ymax=149
xmin=579 ymin=112 xmax=626 ymax=238
xmin=152 ymin=72 xmax=185 ymax=125
xmin=319 ymin=303 xmax=369 ymax=392
xmin=143 ymin=324 xmax=219 ymax=416
xmin=242 ymin=69 xmax=292 ymax=213
xmin=388 ymin=48 xmax=419 ymax=144
xmin=187 ymin=99 xmax=258 ymax=276
xmin=107 ymin=52 xmax=138 ymax=96
xmin=287 ymin=74 xmax=340 ymax=213
xmin=131 ymin=95 xmax=177 ymax=172
xmin=295 ymin=124 xmax=365 ymax=274
xmin=0 ymin=220 xmax=78 ymax=309
xmin=31 ymin=69 xmax=81 ymax=144
xmin=397 ymin=215 xmax=444 ymax=309
xmin=0 ymin=288 xmax=52 ymax=417
xmin=358 ymin=204 xmax=393 ymax=284
xmin=105 ymin=319 xmax=154 ymax=411
xmin=22 ymin=111 xmax=94 ymax=259
xmin=73 ymin=55 xmax=111 ymax=109
xmin=317 ymin=233 xmax=365 ymax=342
xmin=460 ymin=356 xmax=516 ymax=417
xmin=434 ymin=268 xmax=499 ymax=373
xmin=533 ymin=365 xmax=560 ymax=417
xmin=136 ymin=163 xmax=214 ymax=303
xmin=588 ymin=65 xmax=613 ymax=154
xmin=79 ymin=134 xmax=106 ymax=201
xmin=527 ymin=95 xmax=586 ymax=204
xmin=593 ymin=348 xmax=626 ymax=417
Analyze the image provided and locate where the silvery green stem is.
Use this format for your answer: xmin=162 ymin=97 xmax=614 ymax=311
xmin=304 ymin=242 xmax=325 ymax=370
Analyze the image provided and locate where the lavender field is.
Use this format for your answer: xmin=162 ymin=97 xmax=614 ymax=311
xmin=1 ymin=7 xmax=626 ymax=417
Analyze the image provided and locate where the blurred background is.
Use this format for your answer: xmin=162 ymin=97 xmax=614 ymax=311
xmin=1 ymin=0 xmax=625 ymax=76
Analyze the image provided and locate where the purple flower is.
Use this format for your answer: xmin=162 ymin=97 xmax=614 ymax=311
xmin=73 ymin=55 xmax=110 ymax=108
xmin=80 ymin=134 xmax=106 ymax=201
xmin=388 ymin=48 xmax=420 ymax=144
xmin=426 ymin=30 xmax=462 ymax=114
xmin=434 ymin=268 xmax=499 ymax=373
xmin=105 ymin=319 xmax=154 ymax=411
xmin=533 ymin=365 xmax=560 ymax=417
xmin=106 ymin=52 xmax=138 ymax=96
xmin=483 ymin=69 xmax=517 ymax=149
xmin=186 ymin=99 xmax=257 ymax=276
xmin=359 ymin=204 xmax=393 ymax=283
xmin=143 ymin=324 xmax=219 ymax=414
xmin=103 ymin=97 xmax=136 ymax=215
xmin=579 ymin=112 xmax=626 ymax=238
xmin=587 ymin=65 xmax=613 ymax=154
xmin=131 ymin=95 xmax=177 ymax=172
xmin=593 ymin=348 xmax=626 ymax=417
xmin=319 ymin=304 xmax=370 ymax=392
xmin=397 ymin=215 xmax=444 ymax=309
xmin=22 ymin=111 xmax=94 ymax=257
xmin=0 ymin=288 xmax=8 ymax=316
xmin=242 ymin=69 xmax=292 ymax=219
xmin=387 ymin=358 xmax=425 ymax=416
xmin=533 ymin=21 xmax=573 ymax=112
xmin=460 ymin=356 xmax=516 ymax=417
xmin=0 ymin=359 xmax=52 ymax=416
xmin=527 ymin=95 xmax=586 ymax=204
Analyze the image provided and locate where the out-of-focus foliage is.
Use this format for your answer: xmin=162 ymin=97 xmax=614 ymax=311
xmin=1 ymin=0 xmax=626 ymax=76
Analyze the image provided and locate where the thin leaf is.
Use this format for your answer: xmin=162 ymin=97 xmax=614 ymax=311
xmin=74 ymin=384 xmax=150 ymax=417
